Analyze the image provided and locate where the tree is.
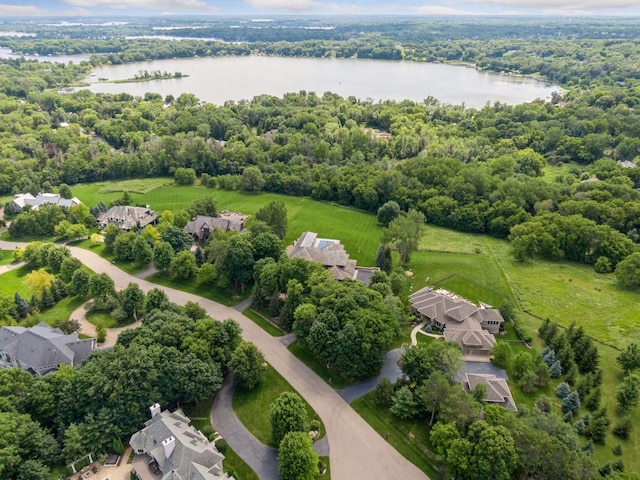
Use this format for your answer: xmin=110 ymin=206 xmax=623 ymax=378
xmin=252 ymin=232 xmax=283 ymax=261
xmin=58 ymin=183 xmax=73 ymax=199
xmin=240 ymin=166 xmax=265 ymax=192
xmin=13 ymin=293 xmax=29 ymax=319
xmin=417 ymin=371 xmax=453 ymax=425
xmin=132 ymin=235 xmax=152 ymax=265
xmin=490 ymin=342 xmax=512 ymax=369
xmin=374 ymin=378 xmax=394 ymax=408
xmin=399 ymin=340 xmax=463 ymax=384
xmin=120 ymin=283 xmax=145 ymax=320
xmin=617 ymin=343 xmax=640 ymax=374
xmin=59 ymin=257 xmax=83 ymax=284
xmin=255 ymin=201 xmax=288 ymax=239
xmin=170 ymin=251 xmax=198 ymax=279
xmin=25 ymin=269 xmax=54 ymax=297
xmin=174 ymin=167 xmax=196 ymax=185
xmin=88 ymin=273 xmax=115 ymax=302
xmin=270 ymin=392 xmax=308 ymax=446
xmin=221 ymin=234 xmax=255 ymax=290
xmin=374 ymin=244 xmax=392 ymax=273
xmin=390 ymin=385 xmax=420 ymax=420
xmin=70 ymin=269 xmax=91 ymax=297
xmin=153 ymin=241 xmax=175 ymax=271
xmin=102 ymin=224 xmax=122 ymax=251
xmin=562 ymin=391 xmax=581 ymax=414
xmin=278 ymin=431 xmax=319 ymax=480
xmin=616 ymin=374 xmax=640 ymax=410
xmin=187 ymin=196 xmax=217 ymax=217
xmin=615 ymin=252 xmax=640 ymax=289
xmin=161 ymin=224 xmax=193 ymax=252
xmin=382 ymin=209 xmax=425 ymax=266
xmin=198 ymin=263 xmax=217 ymax=284
xmin=229 ymin=341 xmax=267 ymax=390
xmin=556 ymin=382 xmax=570 ymax=398
xmin=377 ymin=200 xmax=401 ymax=226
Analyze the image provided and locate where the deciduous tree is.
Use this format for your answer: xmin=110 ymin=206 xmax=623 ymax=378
xmin=270 ymin=392 xmax=308 ymax=446
xmin=229 ymin=341 xmax=267 ymax=390
xmin=278 ymin=432 xmax=318 ymax=480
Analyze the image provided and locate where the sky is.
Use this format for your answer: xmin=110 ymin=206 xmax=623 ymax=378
xmin=2 ymin=0 xmax=640 ymax=17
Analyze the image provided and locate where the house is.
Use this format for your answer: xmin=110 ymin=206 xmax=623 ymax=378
xmin=97 ymin=206 xmax=158 ymax=231
xmin=286 ymin=231 xmax=378 ymax=285
xmin=462 ymin=373 xmax=517 ymax=411
xmin=130 ymin=404 xmax=231 ymax=480
xmin=0 ymin=322 xmax=96 ymax=376
xmin=184 ymin=211 xmax=248 ymax=243
xmin=409 ymin=287 xmax=504 ymax=355
xmin=12 ymin=192 xmax=82 ymax=213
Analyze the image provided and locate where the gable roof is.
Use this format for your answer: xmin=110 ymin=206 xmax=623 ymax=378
xmin=130 ymin=409 xmax=230 ymax=480
xmin=462 ymin=373 xmax=517 ymax=411
xmin=0 ymin=322 xmax=95 ymax=374
xmin=184 ymin=214 xmax=245 ymax=238
xmin=444 ymin=328 xmax=496 ymax=350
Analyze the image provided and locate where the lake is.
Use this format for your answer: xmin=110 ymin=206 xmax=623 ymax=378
xmin=84 ymin=55 xmax=557 ymax=108
xmin=0 ymin=47 xmax=90 ymax=64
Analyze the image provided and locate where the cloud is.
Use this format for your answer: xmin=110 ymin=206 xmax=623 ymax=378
xmin=327 ymin=2 xmax=365 ymax=14
xmin=245 ymin=0 xmax=322 ymax=11
xmin=62 ymin=0 xmax=217 ymax=11
xmin=466 ymin=0 xmax=640 ymax=10
xmin=0 ymin=4 xmax=48 ymax=15
xmin=414 ymin=5 xmax=478 ymax=15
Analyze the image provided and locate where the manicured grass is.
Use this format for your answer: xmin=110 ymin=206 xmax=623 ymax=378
xmin=147 ymin=271 xmax=251 ymax=307
xmin=434 ymin=275 xmax=511 ymax=309
xmin=318 ymin=456 xmax=331 ymax=479
xmin=389 ymin=325 xmax=413 ymax=349
xmin=233 ymin=365 xmax=324 ymax=447
xmin=0 ymin=231 xmax=56 ymax=243
xmin=72 ymin=180 xmax=383 ymax=266
xmin=351 ymin=391 xmax=445 ymax=480
xmin=0 ymin=264 xmax=31 ymax=298
xmin=39 ymin=295 xmax=86 ymax=325
xmin=221 ymin=444 xmax=259 ymax=480
xmin=85 ymin=308 xmax=135 ymax=329
xmin=183 ymin=396 xmax=259 ymax=480
xmin=287 ymin=341 xmax=354 ymax=390
xmin=243 ymin=307 xmax=286 ymax=337
xmin=0 ymin=250 xmax=16 ymax=266
xmin=70 ymin=239 xmax=150 ymax=275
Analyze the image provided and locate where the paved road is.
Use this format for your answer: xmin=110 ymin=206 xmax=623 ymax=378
xmin=339 ymin=349 xmax=404 ymax=404
xmin=0 ymin=240 xmax=428 ymax=480
xmin=70 ymin=300 xmax=142 ymax=348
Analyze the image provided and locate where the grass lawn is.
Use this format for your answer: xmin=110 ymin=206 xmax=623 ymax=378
xmin=287 ymin=341 xmax=354 ymax=390
xmin=233 ymin=365 xmax=324 ymax=447
xmin=0 ymin=250 xmax=16 ymax=266
xmin=147 ymin=271 xmax=251 ymax=307
xmin=39 ymin=295 xmax=85 ymax=325
xmin=318 ymin=456 xmax=330 ymax=479
xmin=351 ymin=391 xmax=445 ymax=480
xmin=70 ymin=239 xmax=150 ymax=275
xmin=85 ymin=308 xmax=135 ymax=329
xmin=242 ymin=307 xmax=285 ymax=337
xmin=72 ymin=179 xmax=383 ymax=266
xmin=183 ymin=396 xmax=259 ymax=480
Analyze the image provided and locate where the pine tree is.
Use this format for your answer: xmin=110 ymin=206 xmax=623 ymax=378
xmin=14 ymin=292 xmax=30 ymax=318
xmin=550 ymin=360 xmax=562 ymax=378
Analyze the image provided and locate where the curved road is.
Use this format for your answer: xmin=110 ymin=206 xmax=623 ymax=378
xmin=0 ymin=240 xmax=428 ymax=480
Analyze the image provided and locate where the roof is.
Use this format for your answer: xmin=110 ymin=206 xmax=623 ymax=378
xmin=184 ymin=213 xmax=245 ymax=238
xmin=410 ymin=287 xmax=504 ymax=329
xmin=12 ymin=192 xmax=81 ymax=211
xmin=286 ymin=232 xmax=354 ymax=279
xmin=0 ymin=322 xmax=95 ymax=373
xmin=130 ymin=409 xmax=230 ymax=480
xmin=98 ymin=206 xmax=158 ymax=230
xmin=462 ymin=373 xmax=517 ymax=411
xmin=444 ymin=328 xmax=496 ymax=350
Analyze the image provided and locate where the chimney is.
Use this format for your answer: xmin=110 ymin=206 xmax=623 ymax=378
xmin=149 ymin=403 xmax=161 ymax=419
xmin=162 ymin=436 xmax=176 ymax=459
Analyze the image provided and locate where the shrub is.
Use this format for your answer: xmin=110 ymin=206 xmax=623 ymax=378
xmin=96 ymin=325 xmax=106 ymax=343
xmin=202 ymin=425 xmax=214 ymax=437
xmin=215 ymin=438 xmax=227 ymax=454
xmin=556 ymin=382 xmax=570 ymax=398
xmin=612 ymin=417 xmax=632 ymax=440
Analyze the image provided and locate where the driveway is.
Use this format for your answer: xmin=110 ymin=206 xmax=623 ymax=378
xmin=339 ymin=348 xmax=404 ymax=404
xmin=0 ymin=240 xmax=428 ymax=480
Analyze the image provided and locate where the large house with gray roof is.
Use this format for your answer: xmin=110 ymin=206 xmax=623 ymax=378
xmin=462 ymin=373 xmax=517 ymax=411
xmin=0 ymin=322 xmax=96 ymax=376
xmin=286 ymin=231 xmax=378 ymax=285
xmin=184 ymin=211 xmax=248 ymax=243
xmin=97 ymin=205 xmax=158 ymax=231
xmin=130 ymin=405 xmax=231 ymax=480
xmin=12 ymin=192 xmax=82 ymax=212
xmin=410 ymin=287 xmax=504 ymax=356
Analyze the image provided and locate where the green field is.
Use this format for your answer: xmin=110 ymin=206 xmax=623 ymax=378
xmin=351 ymin=392 xmax=444 ymax=480
xmin=243 ymin=308 xmax=286 ymax=337
xmin=0 ymin=250 xmax=16 ymax=266
xmin=233 ymin=365 xmax=323 ymax=447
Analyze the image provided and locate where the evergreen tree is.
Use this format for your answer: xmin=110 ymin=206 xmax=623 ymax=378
xmin=14 ymin=292 xmax=29 ymax=318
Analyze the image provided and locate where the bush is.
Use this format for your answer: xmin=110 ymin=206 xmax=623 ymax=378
xmin=215 ymin=438 xmax=227 ymax=454
xmin=594 ymin=256 xmax=612 ymax=273
xmin=556 ymin=382 xmax=570 ymax=398
xmin=612 ymin=417 xmax=632 ymax=440
xmin=310 ymin=419 xmax=321 ymax=433
xmin=96 ymin=325 xmax=106 ymax=343
xmin=202 ymin=425 xmax=214 ymax=437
